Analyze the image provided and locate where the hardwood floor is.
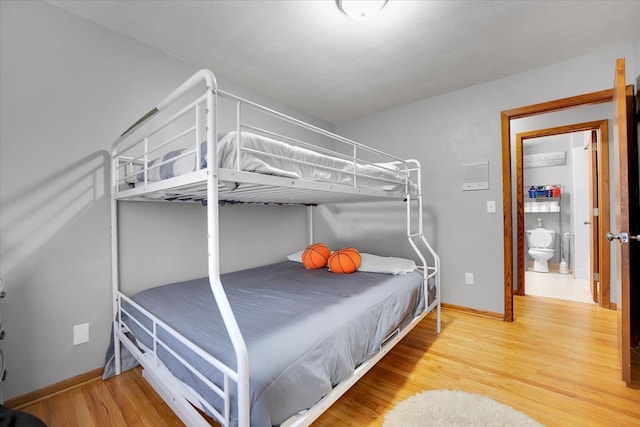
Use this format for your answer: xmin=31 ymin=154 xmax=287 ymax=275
xmin=15 ymin=296 xmax=640 ymax=426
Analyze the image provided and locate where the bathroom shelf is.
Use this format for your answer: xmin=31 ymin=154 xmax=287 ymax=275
xmin=528 ymin=197 xmax=560 ymax=202
xmin=525 ymin=196 xmax=561 ymax=213
xmin=525 ymin=208 xmax=560 ymax=213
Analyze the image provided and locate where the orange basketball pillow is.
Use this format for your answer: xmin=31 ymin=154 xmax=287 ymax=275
xmin=328 ymin=247 xmax=361 ymax=274
xmin=302 ymin=243 xmax=331 ymax=269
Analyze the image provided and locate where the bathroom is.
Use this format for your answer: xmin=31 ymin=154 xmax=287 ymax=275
xmin=523 ymin=131 xmax=593 ymax=303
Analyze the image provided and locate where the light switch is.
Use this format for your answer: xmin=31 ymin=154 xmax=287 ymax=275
xmin=465 ymin=272 xmax=475 ymax=285
xmin=487 ymin=200 xmax=496 ymax=213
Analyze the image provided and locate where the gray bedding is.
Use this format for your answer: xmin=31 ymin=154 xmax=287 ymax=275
xmin=125 ymin=131 xmax=418 ymax=194
xmin=122 ymin=261 xmax=426 ymax=427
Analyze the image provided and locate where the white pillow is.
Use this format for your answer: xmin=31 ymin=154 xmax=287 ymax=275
xmin=358 ymin=253 xmax=417 ymax=275
xmin=287 ymin=250 xmax=416 ymax=275
xmin=286 ymin=251 xmax=304 ymax=263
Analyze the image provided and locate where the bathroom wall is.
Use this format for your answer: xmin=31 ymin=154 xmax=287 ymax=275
xmin=570 ymin=132 xmax=592 ymax=280
xmin=523 ymin=133 xmax=583 ymax=265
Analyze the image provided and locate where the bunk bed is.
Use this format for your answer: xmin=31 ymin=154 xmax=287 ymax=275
xmin=109 ymin=69 xmax=440 ymax=427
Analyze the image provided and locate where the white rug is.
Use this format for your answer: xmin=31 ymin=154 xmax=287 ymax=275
xmin=383 ymin=390 xmax=543 ymax=427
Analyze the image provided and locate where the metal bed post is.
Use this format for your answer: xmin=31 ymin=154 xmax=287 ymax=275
xmin=405 ymin=160 xmax=441 ymax=334
xmin=417 ymin=190 xmax=441 ymax=334
xmin=236 ymin=101 xmax=242 ymax=171
xmin=110 ymin=155 xmax=121 ymax=375
xmin=352 ymin=146 xmax=357 ymax=188
xmin=307 ymin=206 xmax=314 ymax=245
xmin=202 ymin=71 xmax=250 ymax=427
xmin=195 ymin=102 xmax=201 ymax=174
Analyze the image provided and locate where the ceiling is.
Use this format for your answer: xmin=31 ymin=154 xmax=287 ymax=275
xmin=47 ymin=0 xmax=640 ymax=124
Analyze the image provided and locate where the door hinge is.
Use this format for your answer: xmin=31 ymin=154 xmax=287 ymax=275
xmin=593 ymin=207 xmax=598 ymax=217
xmin=594 ymin=272 xmax=599 ymax=282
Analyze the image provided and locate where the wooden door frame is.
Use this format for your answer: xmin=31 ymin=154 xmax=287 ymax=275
xmin=513 ymin=120 xmax=610 ymax=306
xmin=501 ymin=89 xmax=614 ymax=321
xmin=589 ymin=130 xmax=600 ymax=303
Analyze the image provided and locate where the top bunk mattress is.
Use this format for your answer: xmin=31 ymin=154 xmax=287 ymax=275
xmin=120 ymin=131 xmax=418 ymax=199
xmin=121 ymin=261 xmax=426 ymax=427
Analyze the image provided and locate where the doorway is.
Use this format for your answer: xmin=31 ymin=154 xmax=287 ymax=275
xmin=500 ymin=89 xmax=614 ymax=321
xmin=501 ymin=58 xmax=637 ymax=384
xmin=515 ymin=122 xmax=610 ymax=305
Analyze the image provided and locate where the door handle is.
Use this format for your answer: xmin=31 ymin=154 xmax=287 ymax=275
xmin=607 ymin=232 xmax=640 ymax=243
xmin=584 ymin=221 xmax=591 ymax=225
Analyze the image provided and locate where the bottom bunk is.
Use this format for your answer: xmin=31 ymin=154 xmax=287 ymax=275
xmin=108 ymin=259 xmax=437 ymax=427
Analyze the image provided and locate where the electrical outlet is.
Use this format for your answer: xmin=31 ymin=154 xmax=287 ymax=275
xmin=73 ymin=323 xmax=89 ymax=345
xmin=465 ymin=272 xmax=475 ymax=285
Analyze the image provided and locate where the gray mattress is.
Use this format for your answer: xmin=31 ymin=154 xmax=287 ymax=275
xmin=122 ymin=261 xmax=426 ymax=427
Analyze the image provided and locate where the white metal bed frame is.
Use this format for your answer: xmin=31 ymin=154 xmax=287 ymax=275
xmin=110 ymin=69 xmax=440 ymax=427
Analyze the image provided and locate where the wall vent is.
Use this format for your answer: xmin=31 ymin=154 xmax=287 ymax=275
xmin=462 ymin=161 xmax=489 ymax=191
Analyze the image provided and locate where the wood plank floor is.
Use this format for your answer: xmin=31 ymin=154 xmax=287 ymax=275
xmin=15 ymin=296 xmax=640 ymax=426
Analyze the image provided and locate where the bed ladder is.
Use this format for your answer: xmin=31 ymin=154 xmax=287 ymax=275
xmin=405 ymin=159 xmax=441 ymax=334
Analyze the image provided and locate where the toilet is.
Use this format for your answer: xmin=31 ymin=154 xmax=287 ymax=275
xmin=526 ymin=228 xmax=556 ymax=273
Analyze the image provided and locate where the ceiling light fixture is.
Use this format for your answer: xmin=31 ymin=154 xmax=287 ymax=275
xmin=336 ymin=0 xmax=388 ymax=21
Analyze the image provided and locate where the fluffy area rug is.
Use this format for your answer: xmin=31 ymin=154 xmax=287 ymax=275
xmin=383 ymin=389 xmax=544 ymax=427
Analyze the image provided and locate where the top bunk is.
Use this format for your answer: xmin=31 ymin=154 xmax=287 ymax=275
xmin=111 ymin=70 xmax=421 ymax=205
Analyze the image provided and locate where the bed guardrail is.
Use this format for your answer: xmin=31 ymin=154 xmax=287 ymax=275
xmin=220 ymin=88 xmax=411 ymax=187
xmin=111 ymin=70 xmax=416 ymax=203
xmin=117 ymin=292 xmax=235 ymax=424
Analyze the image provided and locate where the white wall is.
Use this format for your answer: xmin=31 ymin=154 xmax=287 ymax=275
xmin=0 ymin=0 xmax=334 ymax=400
xmin=336 ymin=44 xmax=635 ymax=314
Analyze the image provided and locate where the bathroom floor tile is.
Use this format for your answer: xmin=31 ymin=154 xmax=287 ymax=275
xmin=524 ymin=271 xmax=594 ymax=304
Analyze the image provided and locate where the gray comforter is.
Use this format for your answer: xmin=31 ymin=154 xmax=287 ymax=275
xmin=115 ymin=261 xmax=425 ymax=426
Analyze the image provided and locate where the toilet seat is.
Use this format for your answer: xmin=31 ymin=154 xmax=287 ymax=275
xmin=528 ymin=248 xmax=553 ymax=253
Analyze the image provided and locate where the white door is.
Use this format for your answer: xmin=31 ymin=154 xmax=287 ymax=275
xmin=572 ymin=144 xmax=590 ymax=280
